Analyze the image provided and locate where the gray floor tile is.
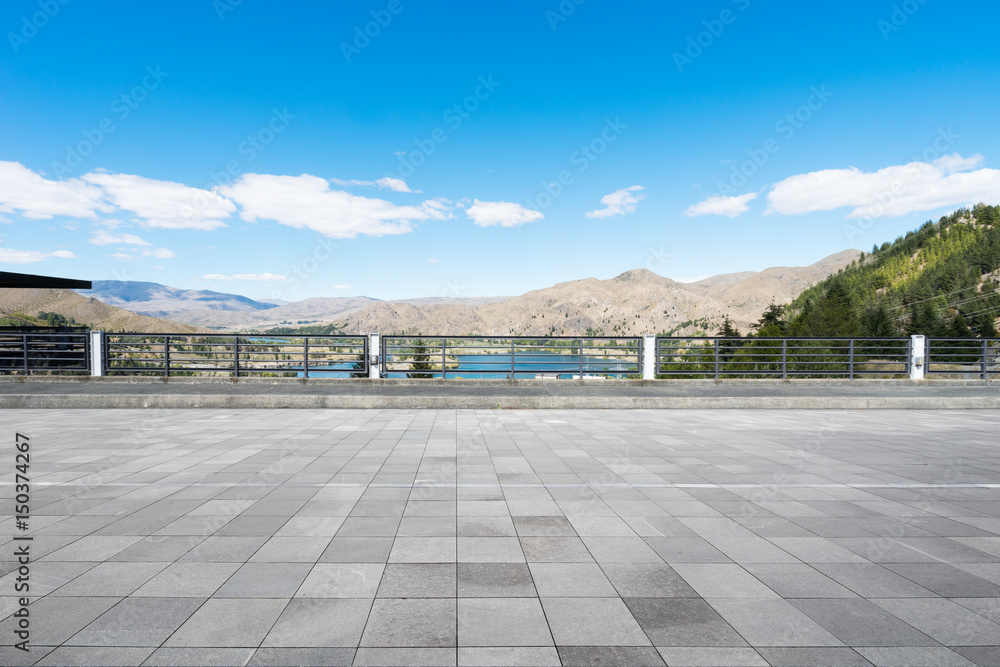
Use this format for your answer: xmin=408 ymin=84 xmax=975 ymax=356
xmin=378 ymin=563 xmax=456 ymax=598
xmin=261 ymin=598 xmax=372 ymax=647
xmin=542 ymin=597 xmax=651 ymax=646
xmin=248 ymin=647 xmax=355 ymax=666
xmin=706 ymin=598 xmax=843 ymax=646
xmin=790 ymin=598 xmax=937 ymax=646
xmin=359 ymin=598 xmax=457 ymax=647
xmin=458 ymin=563 xmax=535 ymax=597
xmin=214 ymin=562 xmax=312 ymax=598
xmin=165 ymin=598 xmax=289 ymax=647
xmin=855 ymin=646 xmax=976 ymax=666
xmin=756 ymin=647 xmax=873 ymax=666
xmin=0 ymin=596 xmax=119 ymax=646
xmin=34 ymin=646 xmax=154 ymax=666
xmin=49 ymin=561 xmax=168 ymax=597
xmin=68 ymin=597 xmax=204 ymax=646
xmin=655 ymin=646 xmax=767 ymax=666
xmin=458 ymin=646 xmax=560 ymax=666
xmin=319 ymin=536 xmax=394 ymax=563
xmin=249 ymin=536 xmax=331 ymax=562
xmin=872 ymin=597 xmax=1000 ymax=645
xmin=601 ymin=562 xmax=698 ymax=597
xmin=132 ymin=562 xmax=240 ymax=597
xmin=353 ymin=647 xmax=456 ymax=666
xmin=623 ymin=597 xmax=747 ymax=647
xmin=458 ymin=597 xmax=553 ymax=646
xmin=558 ymin=645 xmax=666 ymax=666
xmin=529 ymin=562 xmax=618 ymax=597
xmin=295 ymin=563 xmax=384 ymax=598
xmin=742 ymin=563 xmax=857 ymax=598
xmin=519 ymin=536 xmax=594 ymax=562
xmin=142 ymin=647 xmax=256 ymax=665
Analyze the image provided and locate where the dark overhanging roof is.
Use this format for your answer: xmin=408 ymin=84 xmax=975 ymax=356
xmin=0 ymin=271 xmax=92 ymax=289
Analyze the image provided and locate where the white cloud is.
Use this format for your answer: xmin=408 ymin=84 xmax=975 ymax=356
xmin=766 ymin=153 xmax=1000 ymax=219
xmin=82 ymin=172 xmax=235 ymax=230
xmin=89 ymin=229 xmax=152 ymax=246
xmin=108 ymin=253 xmax=134 ymax=261
xmin=204 ymin=273 xmax=287 ymax=281
xmin=586 ymin=185 xmax=646 ymax=219
xmin=376 ymin=177 xmax=413 ymax=193
xmin=330 ymin=176 xmax=416 ymax=193
xmin=685 ymin=193 xmax=759 ymax=218
xmin=0 ymin=161 xmax=108 ymax=220
xmin=332 ymin=284 xmax=351 ymax=290
xmin=0 ymin=246 xmax=76 ymax=264
xmin=466 ymin=200 xmax=544 ymax=228
xmin=142 ymin=247 xmax=174 ymax=258
xmin=219 ymin=173 xmax=449 ymax=238
xmin=428 ymin=258 xmax=439 ymax=264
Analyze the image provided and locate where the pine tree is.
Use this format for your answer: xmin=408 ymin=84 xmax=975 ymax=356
xmin=752 ymin=302 xmax=786 ymax=335
xmin=716 ymin=316 xmax=741 ymax=338
xmin=407 ymin=340 xmax=435 ymax=378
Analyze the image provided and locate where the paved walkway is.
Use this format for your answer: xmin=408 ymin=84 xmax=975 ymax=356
xmin=2 ymin=409 xmax=1000 ymax=666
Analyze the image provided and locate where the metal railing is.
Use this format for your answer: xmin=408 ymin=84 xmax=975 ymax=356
xmin=926 ymin=338 xmax=1000 ymax=378
xmin=380 ymin=336 xmax=643 ymax=379
xmin=0 ymin=330 xmax=996 ymax=380
xmin=103 ymin=333 xmax=368 ymax=378
xmin=656 ymin=337 xmax=913 ymax=379
xmin=0 ymin=331 xmax=90 ymax=375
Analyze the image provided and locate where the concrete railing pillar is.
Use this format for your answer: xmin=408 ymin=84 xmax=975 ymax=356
xmin=642 ymin=336 xmax=656 ymax=380
xmin=368 ymin=333 xmax=381 ymax=379
xmin=90 ymin=330 xmax=104 ymax=377
xmin=909 ymin=334 xmax=925 ymax=381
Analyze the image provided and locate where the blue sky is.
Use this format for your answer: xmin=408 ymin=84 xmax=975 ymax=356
xmin=1 ymin=1 xmax=999 ymax=301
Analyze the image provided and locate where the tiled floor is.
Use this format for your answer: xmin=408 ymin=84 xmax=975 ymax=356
xmin=1 ymin=408 xmax=1000 ymax=666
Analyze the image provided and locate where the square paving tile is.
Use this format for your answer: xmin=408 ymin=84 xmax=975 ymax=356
xmin=164 ymin=598 xmax=289 ymax=647
xmin=458 ymin=563 xmax=535 ymax=597
xmin=359 ymin=598 xmax=457 ymax=647
xmin=528 ymin=562 xmax=618 ymax=597
xmin=458 ymin=597 xmax=553 ymax=646
xmin=541 ymin=597 xmax=651 ymax=646
xmin=295 ymin=563 xmax=384 ymax=598
xmin=261 ymin=598 xmax=372 ymax=647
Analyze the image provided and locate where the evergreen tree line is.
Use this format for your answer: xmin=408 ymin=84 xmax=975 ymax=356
xmin=728 ymin=204 xmax=1000 ymax=340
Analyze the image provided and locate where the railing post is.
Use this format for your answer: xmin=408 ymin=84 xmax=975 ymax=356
xmin=164 ymin=335 xmax=170 ymax=377
xmin=642 ymin=336 xmax=655 ymax=380
xmin=89 ymin=331 xmax=104 ymax=377
xmin=368 ymin=334 xmax=380 ymax=379
xmin=303 ymin=337 xmax=309 ymax=378
xmin=909 ymin=334 xmax=925 ymax=380
xmin=510 ymin=339 xmax=515 ymax=380
xmin=781 ymin=339 xmax=787 ymax=380
xmin=234 ymin=336 xmax=240 ymax=378
xmin=713 ymin=339 xmax=719 ymax=380
xmin=22 ymin=334 xmax=29 ymax=376
xmin=579 ymin=339 xmax=584 ymax=377
xmin=848 ymin=339 xmax=854 ymax=380
xmin=982 ymin=339 xmax=988 ymax=380
xmin=441 ymin=338 xmax=447 ymax=379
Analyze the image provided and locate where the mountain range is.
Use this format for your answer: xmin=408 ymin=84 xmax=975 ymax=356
xmin=73 ymin=249 xmax=861 ymax=336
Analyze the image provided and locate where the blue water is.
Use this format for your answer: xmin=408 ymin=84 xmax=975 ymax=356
xmin=264 ymin=351 xmax=638 ymax=379
xmin=383 ymin=353 xmax=638 ymax=379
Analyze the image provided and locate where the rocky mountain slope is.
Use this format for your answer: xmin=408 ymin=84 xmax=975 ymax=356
xmin=331 ymin=249 xmax=861 ymax=336
xmin=0 ymin=288 xmax=202 ymax=333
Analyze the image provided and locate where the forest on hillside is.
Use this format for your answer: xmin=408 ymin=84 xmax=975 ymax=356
xmin=732 ymin=204 xmax=1000 ymax=339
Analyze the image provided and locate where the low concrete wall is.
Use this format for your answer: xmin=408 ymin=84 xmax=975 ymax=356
xmin=0 ymin=376 xmax=997 ymax=409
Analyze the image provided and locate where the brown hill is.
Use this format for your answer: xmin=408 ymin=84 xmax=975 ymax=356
xmin=330 ymin=249 xmax=862 ymax=336
xmin=0 ymin=288 xmax=203 ymax=333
